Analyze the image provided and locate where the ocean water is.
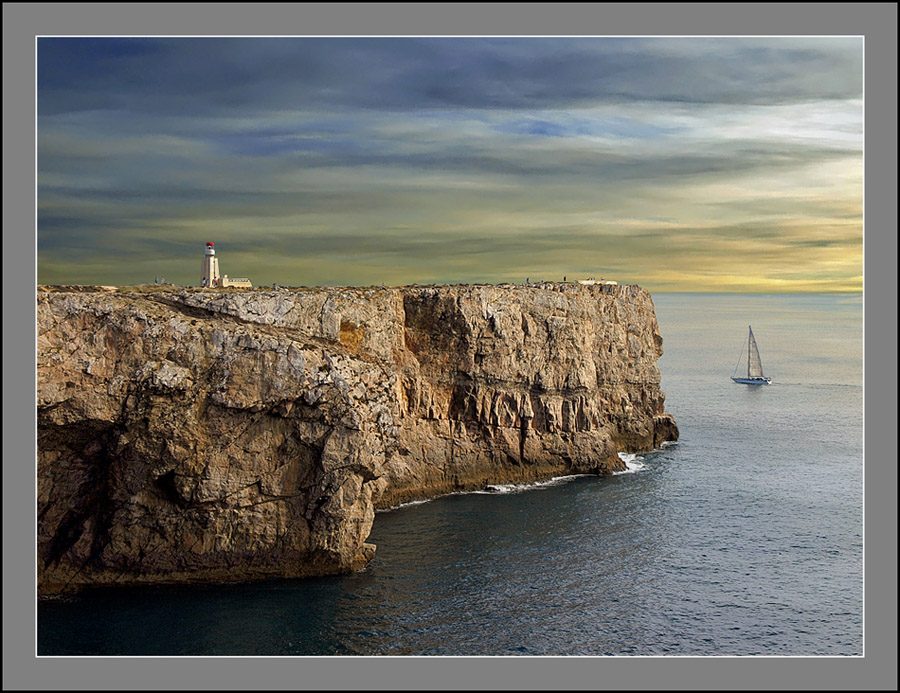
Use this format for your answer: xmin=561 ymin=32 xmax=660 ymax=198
xmin=37 ymin=293 xmax=864 ymax=657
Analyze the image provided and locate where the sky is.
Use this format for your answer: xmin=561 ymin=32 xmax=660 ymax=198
xmin=36 ymin=37 xmax=863 ymax=292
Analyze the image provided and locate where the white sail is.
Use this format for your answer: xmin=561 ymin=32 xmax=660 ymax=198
xmin=748 ymin=326 xmax=764 ymax=378
xmin=732 ymin=325 xmax=771 ymax=384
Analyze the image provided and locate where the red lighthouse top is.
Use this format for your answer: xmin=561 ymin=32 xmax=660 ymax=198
xmin=206 ymin=242 xmax=215 ymax=247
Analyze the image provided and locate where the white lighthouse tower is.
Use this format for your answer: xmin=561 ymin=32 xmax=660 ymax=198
xmin=200 ymin=242 xmax=220 ymax=287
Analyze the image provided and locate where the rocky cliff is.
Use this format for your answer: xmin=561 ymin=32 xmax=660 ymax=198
xmin=37 ymin=283 xmax=678 ymax=595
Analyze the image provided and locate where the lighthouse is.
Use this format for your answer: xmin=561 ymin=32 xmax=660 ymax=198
xmin=199 ymin=242 xmax=253 ymax=288
xmin=200 ymin=242 xmax=220 ymax=287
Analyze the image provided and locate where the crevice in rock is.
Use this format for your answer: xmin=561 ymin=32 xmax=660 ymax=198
xmin=39 ymin=423 xmax=119 ymax=572
xmin=155 ymin=469 xmax=187 ymax=508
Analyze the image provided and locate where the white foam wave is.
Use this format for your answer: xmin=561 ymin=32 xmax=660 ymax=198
xmin=480 ymin=474 xmax=591 ymax=495
xmin=376 ymin=498 xmax=433 ymax=512
xmin=377 ymin=472 xmax=599 ymax=512
xmin=614 ymin=452 xmax=646 ymax=474
xmin=480 ymin=484 xmax=520 ymax=494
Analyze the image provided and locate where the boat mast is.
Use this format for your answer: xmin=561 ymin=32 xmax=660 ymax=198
xmin=747 ymin=326 xmax=752 ymax=378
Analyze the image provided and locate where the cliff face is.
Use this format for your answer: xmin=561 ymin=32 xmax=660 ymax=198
xmin=37 ymin=283 xmax=678 ymax=595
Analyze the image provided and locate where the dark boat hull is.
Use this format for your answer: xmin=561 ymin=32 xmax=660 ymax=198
xmin=731 ymin=376 xmax=772 ymax=385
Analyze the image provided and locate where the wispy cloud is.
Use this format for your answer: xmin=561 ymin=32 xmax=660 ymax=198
xmin=37 ymin=37 xmax=863 ymax=292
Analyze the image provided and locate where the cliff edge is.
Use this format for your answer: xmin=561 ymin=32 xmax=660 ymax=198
xmin=37 ymin=283 xmax=678 ymax=594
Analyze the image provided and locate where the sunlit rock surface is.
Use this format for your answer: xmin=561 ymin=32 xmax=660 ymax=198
xmin=37 ymin=283 xmax=678 ymax=594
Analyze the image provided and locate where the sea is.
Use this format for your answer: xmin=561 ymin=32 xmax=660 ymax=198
xmin=37 ymin=293 xmax=864 ymax=657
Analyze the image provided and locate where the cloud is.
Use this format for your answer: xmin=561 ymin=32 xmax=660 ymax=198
xmin=38 ymin=37 xmax=863 ymax=116
xmin=37 ymin=37 xmax=863 ymax=292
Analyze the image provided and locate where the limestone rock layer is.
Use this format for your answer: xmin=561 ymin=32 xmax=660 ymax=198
xmin=37 ymin=283 xmax=678 ymax=595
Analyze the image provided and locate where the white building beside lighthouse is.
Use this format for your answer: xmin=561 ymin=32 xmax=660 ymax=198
xmin=200 ymin=242 xmax=252 ymax=288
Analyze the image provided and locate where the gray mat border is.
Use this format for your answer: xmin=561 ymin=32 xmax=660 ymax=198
xmin=4 ymin=3 xmax=895 ymax=690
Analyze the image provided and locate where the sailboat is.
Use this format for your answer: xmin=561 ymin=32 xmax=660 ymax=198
xmin=731 ymin=325 xmax=772 ymax=385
